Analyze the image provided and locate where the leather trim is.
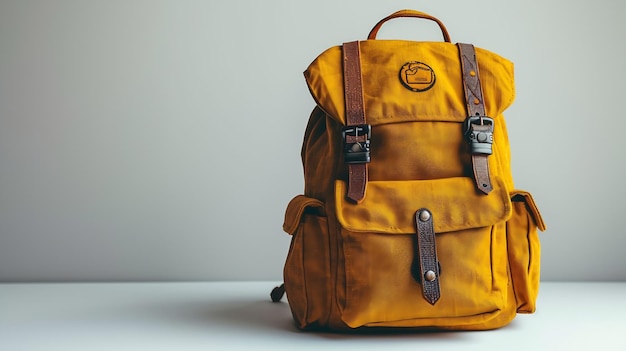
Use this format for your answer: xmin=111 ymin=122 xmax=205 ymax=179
xmin=342 ymin=41 xmax=368 ymax=203
xmin=458 ymin=43 xmax=493 ymax=194
xmin=415 ymin=208 xmax=441 ymax=305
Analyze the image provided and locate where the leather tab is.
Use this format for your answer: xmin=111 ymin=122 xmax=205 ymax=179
xmin=472 ymin=154 xmax=493 ymax=194
xmin=347 ymin=164 xmax=368 ymax=203
xmin=414 ymin=208 xmax=441 ymax=305
xmin=343 ymin=41 xmax=369 ymax=203
xmin=458 ymin=43 xmax=493 ymax=194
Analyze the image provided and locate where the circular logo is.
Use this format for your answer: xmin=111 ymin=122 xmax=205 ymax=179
xmin=399 ymin=61 xmax=436 ymax=92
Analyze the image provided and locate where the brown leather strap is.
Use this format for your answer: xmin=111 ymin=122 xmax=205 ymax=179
xmin=343 ymin=41 xmax=368 ymax=203
xmin=458 ymin=43 xmax=493 ymax=194
xmin=414 ymin=208 xmax=441 ymax=305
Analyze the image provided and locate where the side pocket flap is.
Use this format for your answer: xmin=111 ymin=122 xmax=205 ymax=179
xmin=511 ymin=190 xmax=547 ymax=232
xmin=283 ymin=195 xmax=325 ymax=235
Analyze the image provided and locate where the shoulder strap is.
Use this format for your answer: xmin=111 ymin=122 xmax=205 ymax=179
xmin=342 ymin=41 xmax=370 ymax=203
xmin=458 ymin=43 xmax=493 ymax=194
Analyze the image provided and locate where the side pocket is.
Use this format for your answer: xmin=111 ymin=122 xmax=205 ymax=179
xmin=282 ymin=195 xmax=329 ymax=329
xmin=506 ymin=190 xmax=547 ymax=313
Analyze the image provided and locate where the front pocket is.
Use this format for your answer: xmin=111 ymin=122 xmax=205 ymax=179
xmin=282 ymin=195 xmax=330 ymax=329
xmin=506 ymin=190 xmax=546 ymax=313
xmin=335 ymin=177 xmax=512 ymax=328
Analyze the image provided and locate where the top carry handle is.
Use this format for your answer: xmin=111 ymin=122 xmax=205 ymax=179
xmin=367 ymin=9 xmax=452 ymax=42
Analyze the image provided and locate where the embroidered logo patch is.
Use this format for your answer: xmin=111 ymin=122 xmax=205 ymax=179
xmin=399 ymin=62 xmax=436 ymax=92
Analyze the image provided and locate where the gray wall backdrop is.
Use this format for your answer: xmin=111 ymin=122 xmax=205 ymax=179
xmin=1 ymin=0 xmax=624 ymax=282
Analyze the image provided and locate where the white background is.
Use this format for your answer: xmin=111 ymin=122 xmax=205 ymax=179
xmin=1 ymin=0 xmax=624 ymax=282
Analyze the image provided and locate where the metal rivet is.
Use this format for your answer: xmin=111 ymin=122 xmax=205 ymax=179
xmin=424 ymin=270 xmax=437 ymax=282
xmin=350 ymin=143 xmax=362 ymax=152
xmin=477 ymin=132 xmax=488 ymax=142
xmin=419 ymin=210 xmax=431 ymax=222
xmin=473 ymin=98 xmax=480 ymax=105
xmin=470 ymin=70 xmax=476 ymax=77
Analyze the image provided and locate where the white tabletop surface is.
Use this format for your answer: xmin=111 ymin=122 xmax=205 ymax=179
xmin=1 ymin=281 xmax=624 ymax=351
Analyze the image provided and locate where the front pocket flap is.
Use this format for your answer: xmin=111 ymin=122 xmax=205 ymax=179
xmin=335 ymin=177 xmax=511 ymax=234
xmin=511 ymin=190 xmax=547 ymax=231
xmin=283 ymin=195 xmax=325 ymax=235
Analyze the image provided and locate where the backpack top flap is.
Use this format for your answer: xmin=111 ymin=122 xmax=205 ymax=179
xmin=304 ymin=40 xmax=515 ymax=126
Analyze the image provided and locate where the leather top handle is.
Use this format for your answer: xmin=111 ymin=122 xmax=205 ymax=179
xmin=367 ymin=9 xmax=451 ymax=42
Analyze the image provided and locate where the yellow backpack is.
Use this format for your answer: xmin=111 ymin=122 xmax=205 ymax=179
xmin=271 ymin=9 xmax=546 ymax=331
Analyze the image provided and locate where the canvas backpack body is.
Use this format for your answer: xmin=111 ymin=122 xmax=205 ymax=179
xmin=272 ymin=10 xmax=546 ymax=331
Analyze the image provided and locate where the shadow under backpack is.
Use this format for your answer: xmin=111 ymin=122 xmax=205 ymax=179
xmin=270 ymin=9 xmax=546 ymax=331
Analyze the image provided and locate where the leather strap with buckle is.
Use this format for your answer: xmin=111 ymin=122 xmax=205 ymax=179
xmin=458 ymin=43 xmax=493 ymax=194
xmin=342 ymin=41 xmax=370 ymax=203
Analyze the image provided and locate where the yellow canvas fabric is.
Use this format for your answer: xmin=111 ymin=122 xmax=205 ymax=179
xmin=280 ymin=10 xmax=545 ymax=331
xmin=305 ymin=41 xmax=515 ymax=128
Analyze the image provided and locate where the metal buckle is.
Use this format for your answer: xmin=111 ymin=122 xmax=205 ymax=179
xmin=342 ymin=124 xmax=371 ymax=164
xmin=464 ymin=116 xmax=494 ymax=155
